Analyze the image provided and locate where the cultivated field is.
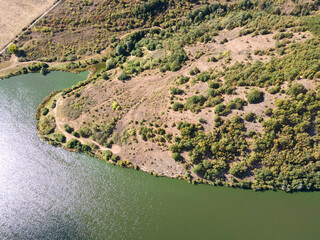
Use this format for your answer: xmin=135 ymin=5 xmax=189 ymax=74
xmin=0 ymin=0 xmax=55 ymax=50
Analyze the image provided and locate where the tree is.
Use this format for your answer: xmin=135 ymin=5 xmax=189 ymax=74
xmin=8 ymin=44 xmax=19 ymax=55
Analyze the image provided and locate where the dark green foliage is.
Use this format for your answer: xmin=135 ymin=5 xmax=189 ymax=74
xmin=41 ymin=107 xmax=49 ymax=116
xmin=286 ymin=83 xmax=307 ymax=97
xmin=196 ymin=72 xmax=211 ymax=82
xmin=78 ymin=126 xmax=92 ymax=138
xmin=209 ymin=81 xmax=220 ymax=89
xmin=39 ymin=115 xmax=56 ymax=135
xmin=184 ymin=95 xmax=206 ymax=112
xmin=118 ymin=72 xmax=130 ymax=81
xmin=66 ymin=139 xmax=80 ymax=149
xmin=244 ymin=112 xmax=256 ymax=122
xmin=27 ymin=62 xmax=48 ymax=72
xmin=176 ymin=75 xmax=189 ymax=85
xmin=268 ymin=86 xmax=280 ymax=94
xmin=102 ymin=73 xmax=109 ymax=80
xmin=172 ymin=119 xmax=246 ymax=179
xmin=8 ymin=44 xmax=19 ymax=54
xmin=229 ymin=162 xmax=247 ymax=177
xmin=226 ymin=98 xmax=247 ymax=111
xmin=64 ymin=124 xmax=74 ymax=133
xmin=72 ymin=131 xmax=80 ymax=138
xmin=305 ymin=15 xmax=320 ymax=36
xmin=172 ymin=102 xmax=184 ymax=111
xmin=138 ymin=127 xmax=155 ymax=141
xmin=66 ymin=139 xmax=92 ymax=152
xmin=92 ymin=121 xmax=116 ymax=145
xmin=54 ymin=133 xmax=66 ymax=143
xmin=133 ymin=0 xmax=167 ymax=19
xmin=172 ymin=152 xmax=183 ymax=162
xmin=193 ymin=164 xmax=205 ymax=175
xmin=273 ymin=32 xmax=293 ymax=40
xmin=246 ymin=89 xmax=264 ymax=104
xmin=189 ymin=67 xmax=200 ymax=75
xmin=186 ymin=3 xmax=227 ymax=23
xmin=111 ymin=155 xmax=120 ymax=162
xmin=214 ymin=104 xmax=227 ymax=116
xmin=170 ymin=87 xmax=184 ymax=95
xmin=103 ymin=150 xmax=113 ymax=161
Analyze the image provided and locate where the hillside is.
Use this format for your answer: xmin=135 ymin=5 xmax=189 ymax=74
xmin=3 ymin=0 xmax=320 ymax=191
xmin=0 ymin=0 xmax=56 ymax=51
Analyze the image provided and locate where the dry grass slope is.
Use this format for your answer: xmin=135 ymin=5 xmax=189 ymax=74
xmin=0 ymin=0 xmax=55 ymax=50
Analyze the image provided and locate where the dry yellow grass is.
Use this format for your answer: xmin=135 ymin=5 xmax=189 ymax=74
xmin=0 ymin=0 xmax=55 ymax=50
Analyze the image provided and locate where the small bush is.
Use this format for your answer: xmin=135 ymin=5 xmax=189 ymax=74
xmin=286 ymin=83 xmax=307 ymax=97
xmin=118 ymin=72 xmax=130 ymax=81
xmin=54 ymin=133 xmax=66 ymax=143
xmin=268 ymin=86 xmax=280 ymax=94
xmin=103 ymin=150 xmax=113 ymax=161
xmin=243 ymin=112 xmax=256 ymax=122
xmin=41 ymin=107 xmax=49 ymax=116
xmin=170 ymin=87 xmax=184 ymax=95
xmin=112 ymin=101 xmax=121 ymax=111
xmin=172 ymin=102 xmax=184 ymax=111
xmin=78 ymin=126 xmax=92 ymax=138
xmin=172 ymin=152 xmax=183 ymax=162
xmin=64 ymin=124 xmax=74 ymax=133
xmin=246 ymin=89 xmax=264 ymax=104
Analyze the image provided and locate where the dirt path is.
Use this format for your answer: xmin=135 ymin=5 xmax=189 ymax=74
xmin=53 ymin=96 xmax=119 ymax=153
xmin=0 ymin=26 xmax=163 ymax=75
xmin=0 ymin=0 xmax=62 ymax=55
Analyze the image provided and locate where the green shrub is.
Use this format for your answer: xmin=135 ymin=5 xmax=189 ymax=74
xmin=54 ymin=133 xmax=66 ymax=143
xmin=78 ymin=126 xmax=92 ymax=138
xmin=286 ymin=83 xmax=307 ymax=97
xmin=41 ymin=107 xmax=49 ymax=116
xmin=184 ymin=95 xmax=206 ymax=112
xmin=172 ymin=102 xmax=184 ymax=111
xmin=170 ymin=87 xmax=184 ymax=95
xmin=72 ymin=131 xmax=80 ymax=138
xmin=214 ymin=103 xmax=227 ymax=115
xmin=172 ymin=152 xmax=183 ymax=162
xmin=118 ymin=72 xmax=130 ymax=81
xmin=112 ymin=101 xmax=121 ymax=111
xmin=111 ymin=155 xmax=120 ymax=162
xmin=66 ymin=139 xmax=81 ymax=149
xmin=246 ymin=89 xmax=264 ymax=104
xmin=39 ymin=115 xmax=56 ymax=135
xmin=229 ymin=162 xmax=247 ymax=177
xmin=64 ymin=124 xmax=74 ymax=133
xmin=103 ymin=150 xmax=113 ymax=160
xmin=243 ymin=112 xmax=256 ymax=122
xmin=193 ymin=163 xmax=205 ymax=175
xmin=268 ymin=86 xmax=280 ymax=94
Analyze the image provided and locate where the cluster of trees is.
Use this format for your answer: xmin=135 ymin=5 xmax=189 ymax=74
xmin=138 ymin=126 xmax=167 ymax=144
xmin=66 ymin=139 xmax=92 ymax=153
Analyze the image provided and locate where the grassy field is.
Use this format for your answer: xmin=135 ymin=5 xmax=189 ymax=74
xmin=0 ymin=0 xmax=55 ymax=50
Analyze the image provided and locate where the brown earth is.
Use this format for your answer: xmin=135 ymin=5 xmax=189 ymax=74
xmin=43 ymin=28 xmax=314 ymax=178
xmin=0 ymin=0 xmax=55 ymax=50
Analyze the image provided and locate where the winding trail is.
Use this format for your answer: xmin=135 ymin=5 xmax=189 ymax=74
xmin=53 ymin=96 xmax=123 ymax=154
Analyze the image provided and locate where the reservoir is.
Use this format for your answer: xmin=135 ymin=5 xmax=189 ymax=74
xmin=0 ymin=72 xmax=320 ymax=240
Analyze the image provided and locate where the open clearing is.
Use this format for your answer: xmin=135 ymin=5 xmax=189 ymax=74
xmin=0 ymin=0 xmax=55 ymax=51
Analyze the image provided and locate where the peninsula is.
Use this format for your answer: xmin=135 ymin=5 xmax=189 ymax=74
xmin=1 ymin=0 xmax=320 ymax=192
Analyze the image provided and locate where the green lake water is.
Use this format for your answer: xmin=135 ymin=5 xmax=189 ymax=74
xmin=0 ymin=71 xmax=320 ymax=240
